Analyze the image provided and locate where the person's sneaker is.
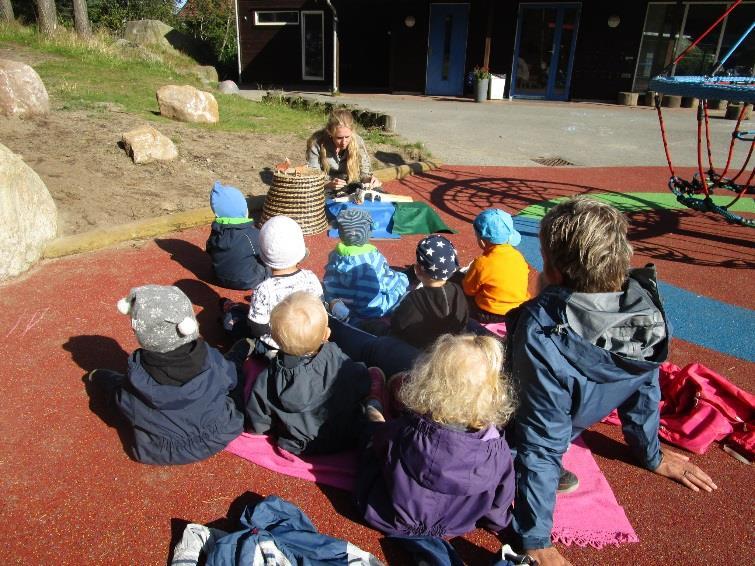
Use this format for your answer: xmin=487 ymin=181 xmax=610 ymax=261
xmin=557 ymin=467 xmax=579 ymax=494
xmin=224 ymin=338 xmax=256 ymax=372
xmin=328 ymin=299 xmax=351 ymax=322
xmin=365 ymin=367 xmax=387 ymax=412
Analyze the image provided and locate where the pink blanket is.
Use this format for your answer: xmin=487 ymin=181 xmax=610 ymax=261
xmin=225 ymin=435 xmax=637 ymax=548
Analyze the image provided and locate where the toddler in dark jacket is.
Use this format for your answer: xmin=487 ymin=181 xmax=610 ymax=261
xmin=246 ymin=290 xmax=384 ymax=455
xmin=88 ymin=285 xmax=246 ymax=465
xmin=206 ymin=181 xmax=268 ymax=290
xmin=390 ymin=235 xmax=469 ymax=350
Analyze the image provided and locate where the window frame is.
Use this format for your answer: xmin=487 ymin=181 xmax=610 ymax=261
xmin=254 ymin=11 xmax=300 ymax=26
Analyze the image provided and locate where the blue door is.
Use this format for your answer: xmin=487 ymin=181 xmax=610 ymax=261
xmin=510 ymin=3 xmax=581 ymax=100
xmin=426 ymin=3 xmax=469 ymax=96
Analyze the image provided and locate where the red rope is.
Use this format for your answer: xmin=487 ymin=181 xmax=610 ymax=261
xmin=672 ymin=0 xmax=743 ymax=66
xmin=729 ymin=138 xmax=755 ymax=184
xmin=718 ymin=104 xmax=747 ymax=183
xmin=703 ymin=100 xmax=714 ymax=173
xmin=655 ymin=96 xmax=676 ymax=178
xmin=723 ymin=166 xmax=754 ymax=209
xmin=696 ymin=104 xmax=710 ymax=196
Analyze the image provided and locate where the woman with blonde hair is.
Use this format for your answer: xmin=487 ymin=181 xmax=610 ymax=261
xmin=354 ymin=334 xmax=516 ymax=537
xmin=306 ymin=109 xmax=381 ymax=191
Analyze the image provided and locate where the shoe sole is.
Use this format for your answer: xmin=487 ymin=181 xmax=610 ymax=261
xmin=557 ymin=480 xmax=580 ymax=494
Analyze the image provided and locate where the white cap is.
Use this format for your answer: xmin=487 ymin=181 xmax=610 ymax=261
xmin=259 ymin=216 xmax=306 ymax=269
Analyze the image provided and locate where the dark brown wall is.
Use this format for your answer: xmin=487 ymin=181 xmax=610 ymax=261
xmin=237 ymin=0 xmax=331 ymax=87
xmin=237 ymin=0 xmax=649 ymax=100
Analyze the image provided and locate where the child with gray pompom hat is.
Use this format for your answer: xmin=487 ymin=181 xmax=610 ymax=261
xmin=88 ymin=284 xmax=250 ymax=466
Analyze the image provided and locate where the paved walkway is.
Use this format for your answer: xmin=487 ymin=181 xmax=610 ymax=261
xmin=241 ymin=89 xmax=752 ymax=169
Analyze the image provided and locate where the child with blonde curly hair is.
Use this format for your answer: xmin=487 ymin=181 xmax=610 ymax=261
xmin=355 ymin=334 xmax=516 ymax=537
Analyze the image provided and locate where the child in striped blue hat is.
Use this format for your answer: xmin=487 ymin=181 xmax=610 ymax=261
xmin=324 ymin=208 xmax=409 ymax=320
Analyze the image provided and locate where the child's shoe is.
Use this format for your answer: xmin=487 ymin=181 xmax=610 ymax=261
xmin=224 ymin=338 xmax=255 ymax=370
xmin=365 ymin=366 xmax=387 ymax=413
xmin=386 ymin=371 xmax=409 ymax=417
xmin=557 ymin=467 xmax=579 ymax=494
xmin=328 ymin=298 xmax=351 ymax=322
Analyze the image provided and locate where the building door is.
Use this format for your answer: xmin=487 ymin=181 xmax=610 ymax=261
xmin=425 ymin=3 xmax=469 ymax=96
xmin=511 ymin=3 xmax=581 ymax=100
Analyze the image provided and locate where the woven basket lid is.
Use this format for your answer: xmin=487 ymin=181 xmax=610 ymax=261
xmin=261 ymin=168 xmax=329 ymax=235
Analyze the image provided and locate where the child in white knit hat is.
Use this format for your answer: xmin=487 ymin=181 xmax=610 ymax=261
xmin=88 ymin=284 xmax=249 ymax=465
xmin=247 ymin=215 xmax=324 ymax=354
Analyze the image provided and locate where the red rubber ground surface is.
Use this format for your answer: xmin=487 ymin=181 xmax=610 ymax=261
xmin=0 ymin=166 xmax=751 ymax=564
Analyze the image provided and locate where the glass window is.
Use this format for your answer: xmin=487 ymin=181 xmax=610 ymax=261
xmin=301 ymin=11 xmax=324 ymax=80
xmin=675 ymin=3 xmax=725 ymax=76
xmin=633 ymin=2 xmax=755 ymax=91
xmin=717 ymin=3 xmax=755 ymax=75
xmin=255 ymin=11 xmax=299 ymax=26
xmin=633 ymin=3 xmax=680 ymax=91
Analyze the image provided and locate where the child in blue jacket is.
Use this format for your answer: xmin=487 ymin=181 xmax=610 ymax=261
xmin=88 ymin=285 xmax=246 ymax=465
xmin=206 ymin=181 xmax=268 ymax=290
xmin=323 ymin=208 xmax=408 ymax=320
xmin=508 ymin=197 xmax=717 ymax=565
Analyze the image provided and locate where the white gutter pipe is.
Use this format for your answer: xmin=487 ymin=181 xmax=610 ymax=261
xmin=324 ymin=0 xmax=339 ymax=93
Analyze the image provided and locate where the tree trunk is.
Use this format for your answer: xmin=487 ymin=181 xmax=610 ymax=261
xmin=34 ymin=0 xmax=57 ymax=35
xmin=0 ymin=0 xmax=14 ymax=23
xmin=72 ymin=0 xmax=91 ymax=37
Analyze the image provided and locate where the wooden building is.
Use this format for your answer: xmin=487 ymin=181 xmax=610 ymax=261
xmin=234 ymin=1 xmax=754 ymax=101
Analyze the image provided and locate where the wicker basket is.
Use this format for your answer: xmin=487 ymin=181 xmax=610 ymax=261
xmin=261 ymin=168 xmax=329 ymax=235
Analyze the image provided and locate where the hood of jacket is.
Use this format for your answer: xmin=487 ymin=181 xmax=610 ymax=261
xmin=127 ymin=347 xmax=229 ymax=410
xmin=527 ymin=266 xmax=670 ymax=384
xmin=271 ymin=342 xmax=364 ymax=412
xmin=397 ymin=414 xmax=512 ymax=496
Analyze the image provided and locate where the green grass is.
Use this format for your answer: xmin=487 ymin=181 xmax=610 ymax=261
xmin=0 ymin=23 xmax=429 ymax=156
xmin=0 ymin=23 xmax=329 ymax=136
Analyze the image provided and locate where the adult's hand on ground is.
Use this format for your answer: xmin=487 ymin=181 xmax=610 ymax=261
xmin=654 ymin=449 xmax=718 ymax=492
xmin=525 ymin=546 xmax=572 ymax=566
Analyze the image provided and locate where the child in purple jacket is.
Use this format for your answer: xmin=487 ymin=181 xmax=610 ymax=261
xmin=355 ymin=334 xmax=516 ymax=537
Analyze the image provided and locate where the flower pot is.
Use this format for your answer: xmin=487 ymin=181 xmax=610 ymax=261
xmin=474 ymin=78 xmax=489 ymax=102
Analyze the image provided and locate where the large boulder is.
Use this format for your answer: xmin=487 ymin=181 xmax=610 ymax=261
xmin=0 ymin=59 xmax=50 ymax=117
xmin=121 ymin=125 xmax=178 ymax=164
xmin=123 ymin=20 xmax=174 ymax=51
xmin=156 ymin=84 xmax=219 ymax=123
xmin=192 ymin=65 xmax=219 ymax=84
xmin=218 ymin=80 xmax=240 ymax=95
xmin=0 ymin=143 xmax=57 ymax=281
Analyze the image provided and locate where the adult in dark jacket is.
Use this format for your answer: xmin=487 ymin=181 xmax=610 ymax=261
xmin=206 ymin=181 xmax=268 ymax=290
xmin=508 ymin=197 xmax=717 ymax=566
xmin=89 ymin=285 xmax=245 ymax=465
xmin=356 ymin=334 xmax=516 ymax=538
xmin=246 ymin=291 xmax=375 ymax=455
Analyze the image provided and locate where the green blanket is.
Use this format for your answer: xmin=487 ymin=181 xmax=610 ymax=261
xmin=391 ymin=202 xmax=457 ymax=235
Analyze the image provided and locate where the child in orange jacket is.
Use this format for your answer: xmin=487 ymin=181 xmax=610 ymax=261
xmin=462 ymin=208 xmax=531 ymax=323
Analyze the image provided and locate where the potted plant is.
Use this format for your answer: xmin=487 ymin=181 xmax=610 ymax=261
xmin=473 ymin=66 xmax=491 ymax=103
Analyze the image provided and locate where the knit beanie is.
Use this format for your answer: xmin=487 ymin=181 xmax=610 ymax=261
xmin=259 ymin=215 xmax=306 ymax=269
xmin=210 ymin=181 xmax=248 ymax=219
xmin=416 ymin=235 xmax=459 ymax=280
xmin=117 ymin=285 xmax=199 ymax=354
xmin=473 ymin=208 xmax=522 ymax=246
xmin=336 ymin=208 xmax=373 ymax=246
